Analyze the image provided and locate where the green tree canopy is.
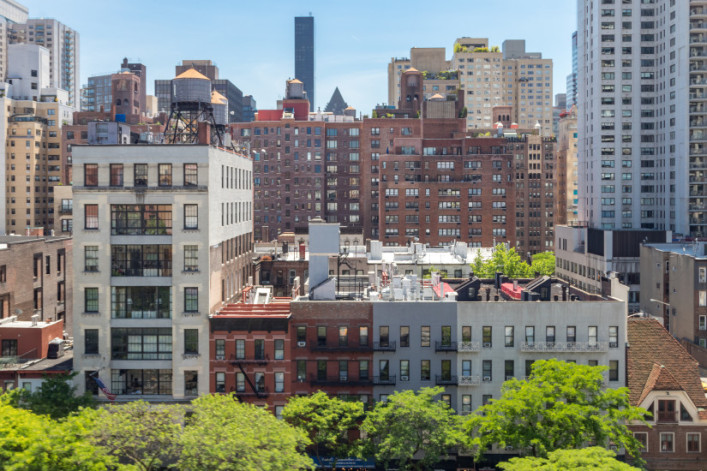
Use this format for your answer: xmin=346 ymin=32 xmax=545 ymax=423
xmin=89 ymin=400 xmax=184 ymax=471
xmin=282 ymin=391 xmax=364 ymax=467
xmin=498 ymin=447 xmax=639 ymax=471
xmin=360 ymin=387 xmax=462 ymax=471
xmin=20 ymin=372 xmax=95 ymax=419
xmin=178 ymin=394 xmax=313 ymax=471
xmin=471 ymin=245 xmax=555 ymax=278
xmin=0 ymin=402 xmax=116 ymax=471
xmin=465 ymin=360 xmax=647 ymax=462
xmin=530 ymin=251 xmax=556 ymax=277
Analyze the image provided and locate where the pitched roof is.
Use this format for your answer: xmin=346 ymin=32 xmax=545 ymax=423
xmin=175 ymin=68 xmax=210 ymax=80
xmin=288 ymin=78 xmax=303 ymax=84
xmin=324 ymin=87 xmax=348 ymax=115
xmin=211 ymin=90 xmax=227 ymax=105
xmin=627 ymin=318 xmax=707 ymax=409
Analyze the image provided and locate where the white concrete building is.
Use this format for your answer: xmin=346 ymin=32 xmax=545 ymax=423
xmin=577 ymin=0 xmax=706 ymax=236
xmin=6 ymin=43 xmax=49 ymax=100
xmin=71 ymin=144 xmax=253 ymax=401
xmin=0 ymin=0 xmax=28 ymax=84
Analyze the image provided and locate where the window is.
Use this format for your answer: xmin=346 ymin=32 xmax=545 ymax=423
xmin=525 ymin=326 xmax=535 ymax=346
xmin=111 ymin=328 xmax=172 ymax=360
xmin=701 ymin=291 xmax=707 ymax=307
xmin=660 ymin=432 xmax=674 ymax=452
xmin=440 ymin=394 xmax=451 ymax=408
xmin=400 ymin=326 xmax=410 ymax=347
xmin=482 ymin=326 xmax=492 ymax=347
xmin=462 ymin=395 xmax=472 ymax=414
xmin=111 ymin=369 xmax=172 ymax=396
xmin=359 ymin=326 xmax=368 ymax=346
xmin=505 ymin=360 xmax=514 ymax=380
xmin=110 ymin=164 xmax=124 ymax=187
xmin=235 ymin=340 xmax=245 ymax=359
xmin=421 ymin=360 xmax=431 ymax=381
xmin=0 ymin=265 xmax=6 ymax=283
xmin=462 ymin=326 xmax=471 ymax=344
xmin=462 ymin=360 xmax=471 ymax=377
xmin=338 ymin=326 xmax=348 ymax=346
xmin=546 ymin=326 xmax=555 ymax=346
xmin=184 ymin=371 xmax=198 ymax=396
xmin=275 ymin=372 xmax=284 ymax=392
xmin=609 ymin=326 xmax=618 ymax=348
xmin=84 ymin=205 xmax=98 ymax=229
xmin=84 ymin=164 xmax=98 ymax=186
xmin=184 ymin=245 xmax=198 ymax=272
xmin=296 ymin=326 xmax=306 ymax=344
xmin=588 ymin=326 xmax=598 ymax=347
xmin=274 ymin=339 xmax=284 ymax=360
xmin=111 ymin=287 xmax=171 ymax=319
xmin=184 ymin=205 xmax=198 ymax=229
xmin=158 ymin=164 xmax=172 ymax=186
xmin=400 ymin=360 xmax=410 ymax=380
xmin=634 ymin=432 xmax=648 ymax=452
xmin=85 ymin=246 xmax=99 ymax=272
xmin=84 ymin=329 xmax=98 ymax=354
xmin=236 ymin=372 xmax=245 ymax=392
xmin=687 ymin=433 xmax=701 ymax=453
xmin=184 ymin=329 xmax=199 ymax=355
xmin=85 ymin=288 xmax=98 ymax=313
xmin=215 ymin=339 xmax=225 ymax=360
xmin=215 ymin=372 xmax=225 ymax=393
xmin=359 ymin=360 xmax=369 ymax=380
xmin=254 ymin=339 xmax=265 ymax=360
xmin=441 ymin=326 xmax=452 ymax=347
xmin=184 ymin=288 xmax=198 ymax=312
xmin=701 ymin=316 xmax=707 ymax=331
xmin=316 ymin=326 xmax=327 ymax=346
xmin=134 ymin=164 xmax=147 ymax=186
xmin=111 ymin=205 xmax=172 ymax=235
xmin=1 ymin=339 xmax=17 ymax=357
xmin=567 ymin=326 xmax=576 ymax=345
xmin=421 ymin=326 xmax=430 ymax=347
xmin=525 ymin=360 xmax=535 ymax=378
xmin=184 ymin=164 xmax=198 ymax=186
xmin=379 ymin=360 xmax=389 ymax=380
xmin=701 ymin=267 xmax=707 ymax=284
xmin=609 ymin=360 xmax=619 ymax=381
xmin=482 ymin=360 xmax=492 ymax=381
xmin=504 ymin=326 xmax=514 ymax=347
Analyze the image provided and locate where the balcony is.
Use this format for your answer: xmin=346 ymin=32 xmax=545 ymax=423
xmin=520 ymin=342 xmax=609 ymax=352
xmin=435 ymin=375 xmax=458 ymax=386
xmin=458 ymin=341 xmax=481 ymax=352
xmin=435 ymin=341 xmax=458 ymax=352
xmin=309 ymin=374 xmax=372 ymax=387
xmin=373 ymin=341 xmax=396 ymax=352
xmin=657 ymin=411 xmax=678 ymax=423
xmin=458 ymin=375 xmax=481 ymax=386
xmin=373 ymin=375 xmax=396 ymax=385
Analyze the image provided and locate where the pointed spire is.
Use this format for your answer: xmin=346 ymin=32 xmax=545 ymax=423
xmin=324 ymin=87 xmax=348 ymax=115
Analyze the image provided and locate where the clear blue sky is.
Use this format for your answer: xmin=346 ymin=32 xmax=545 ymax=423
xmin=21 ymin=0 xmax=576 ymax=114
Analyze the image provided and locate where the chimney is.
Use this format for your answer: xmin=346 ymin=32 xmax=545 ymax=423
xmin=31 ymin=314 xmax=39 ymax=326
xmin=197 ymin=121 xmax=211 ymax=145
xmin=562 ymin=285 xmax=568 ymax=301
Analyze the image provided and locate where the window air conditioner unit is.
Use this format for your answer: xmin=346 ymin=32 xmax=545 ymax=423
xmin=400 ymin=375 xmax=409 ymax=381
xmin=297 ymin=341 xmax=306 ymax=347
xmin=483 ymin=342 xmax=491 ymax=348
xmin=483 ymin=376 xmax=492 ymax=382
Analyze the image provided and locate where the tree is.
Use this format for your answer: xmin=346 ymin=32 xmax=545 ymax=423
xmin=530 ymin=252 xmax=556 ymax=276
xmin=360 ymin=387 xmax=462 ymax=471
xmin=498 ymin=447 xmax=639 ymax=471
xmin=465 ymin=360 xmax=647 ymax=462
xmin=0 ymin=402 xmax=116 ymax=471
xmin=21 ymin=372 xmax=95 ymax=419
xmin=178 ymin=394 xmax=313 ymax=471
xmin=470 ymin=244 xmax=533 ymax=278
xmin=282 ymin=391 xmax=364 ymax=469
xmin=90 ymin=400 xmax=184 ymax=471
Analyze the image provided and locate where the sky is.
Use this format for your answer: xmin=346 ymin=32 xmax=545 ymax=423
xmin=20 ymin=0 xmax=577 ymax=115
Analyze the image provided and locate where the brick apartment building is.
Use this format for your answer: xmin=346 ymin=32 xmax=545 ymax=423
xmin=0 ymin=235 xmax=72 ymax=332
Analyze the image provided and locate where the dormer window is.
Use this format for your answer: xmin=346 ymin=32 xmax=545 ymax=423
xmin=658 ymin=399 xmax=677 ymax=422
xmin=680 ymin=403 xmax=693 ymax=422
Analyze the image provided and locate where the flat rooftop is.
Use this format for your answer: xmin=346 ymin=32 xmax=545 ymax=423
xmin=645 ymin=242 xmax=707 ymax=259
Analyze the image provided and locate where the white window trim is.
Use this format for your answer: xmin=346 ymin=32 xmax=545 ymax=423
xmin=660 ymin=432 xmax=675 ymax=453
xmin=633 ymin=432 xmax=648 ymax=452
xmin=687 ymin=432 xmax=701 ymax=453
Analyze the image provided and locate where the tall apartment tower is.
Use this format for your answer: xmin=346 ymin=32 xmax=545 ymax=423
xmin=577 ymin=0 xmax=702 ymax=235
xmin=294 ymin=16 xmax=314 ymax=111
xmin=566 ymin=31 xmax=578 ymax=109
xmin=0 ymin=0 xmax=28 ymax=82
xmin=71 ymin=145 xmax=254 ymax=400
xmin=9 ymin=18 xmax=80 ymax=107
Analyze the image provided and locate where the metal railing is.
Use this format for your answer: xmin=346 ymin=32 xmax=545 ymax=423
xmin=520 ymin=341 xmax=609 ymax=352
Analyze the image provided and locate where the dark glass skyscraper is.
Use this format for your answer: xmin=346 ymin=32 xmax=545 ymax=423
xmin=294 ymin=16 xmax=314 ymax=111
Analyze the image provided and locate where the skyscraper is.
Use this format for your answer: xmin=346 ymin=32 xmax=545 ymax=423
xmin=294 ymin=15 xmax=314 ymax=111
xmin=577 ymin=0 xmax=702 ymax=235
xmin=565 ymin=31 xmax=577 ymax=109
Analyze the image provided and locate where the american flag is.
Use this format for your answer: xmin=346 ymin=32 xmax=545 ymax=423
xmin=93 ymin=376 xmax=117 ymax=401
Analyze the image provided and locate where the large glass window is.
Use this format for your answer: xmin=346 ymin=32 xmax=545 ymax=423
xmin=111 ymin=245 xmax=172 ymax=277
xmin=111 ymin=328 xmax=172 ymax=360
xmin=84 ymin=205 xmax=98 ymax=229
xmin=184 ymin=164 xmax=198 ymax=186
xmin=84 ymin=246 xmax=99 ymax=272
xmin=158 ymin=164 xmax=172 ymax=186
xmin=111 ymin=369 xmax=172 ymax=395
xmin=111 ymin=287 xmax=171 ymax=319
xmin=84 ymin=164 xmax=98 ymax=186
xmin=111 ymin=205 xmax=172 ymax=235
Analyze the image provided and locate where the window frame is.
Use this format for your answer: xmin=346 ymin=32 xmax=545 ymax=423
xmin=184 ymin=204 xmax=198 ymax=230
xmin=183 ymin=163 xmax=198 ymax=187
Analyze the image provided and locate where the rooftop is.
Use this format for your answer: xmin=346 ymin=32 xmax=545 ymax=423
xmin=0 ymin=317 xmax=63 ymax=329
xmin=174 ymin=68 xmax=210 ymax=81
xmin=627 ymin=318 xmax=707 ymax=415
xmin=644 ymin=242 xmax=707 ymax=259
